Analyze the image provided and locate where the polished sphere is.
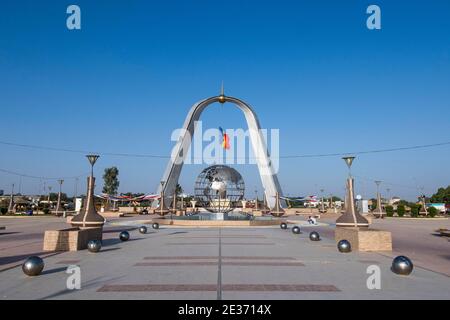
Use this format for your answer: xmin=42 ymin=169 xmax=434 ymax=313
xmin=22 ymin=256 xmax=44 ymax=276
xmin=119 ymin=231 xmax=130 ymax=242
xmin=337 ymin=240 xmax=352 ymax=253
xmin=392 ymin=256 xmax=414 ymax=276
xmin=309 ymin=231 xmax=321 ymax=241
xmin=218 ymin=95 xmax=226 ymax=104
xmin=139 ymin=226 xmax=148 ymax=234
xmin=87 ymin=240 xmax=102 ymax=253
xmin=292 ymin=226 xmax=301 ymax=234
xmin=280 ymin=223 xmax=288 ymax=230
xmin=152 ymin=223 xmax=160 ymax=230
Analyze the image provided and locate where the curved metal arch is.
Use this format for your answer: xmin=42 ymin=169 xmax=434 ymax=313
xmin=156 ymin=95 xmax=285 ymax=209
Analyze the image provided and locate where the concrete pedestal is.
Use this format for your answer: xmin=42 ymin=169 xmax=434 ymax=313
xmin=335 ymin=227 xmax=392 ymax=252
xmin=43 ymin=227 xmax=103 ymax=251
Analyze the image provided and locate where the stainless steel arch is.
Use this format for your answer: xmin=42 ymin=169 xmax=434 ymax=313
xmin=156 ymin=95 xmax=285 ymax=209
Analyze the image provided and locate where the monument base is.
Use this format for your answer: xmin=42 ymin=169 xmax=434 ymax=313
xmin=43 ymin=227 xmax=103 ymax=252
xmin=210 ymin=212 xmax=228 ymax=221
xmin=335 ymin=227 xmax=392 ymax=252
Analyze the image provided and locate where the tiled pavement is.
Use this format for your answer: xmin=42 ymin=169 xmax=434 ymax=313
xmin=1 ymin=222 xmax=449 ymax=300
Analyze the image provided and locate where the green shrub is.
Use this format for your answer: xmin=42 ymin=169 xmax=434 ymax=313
xmin=385 ymin=205 xmax=394 ymax=217
xmin=397 ymin=205 xmax=406 ymax=217
xmin=410 ymin=204 xmax=420 ymax=217
xmin=427 ymin=206 xmax=438 ymax=217
xmin=43 ymin=208 xmax=50 ymax=215
xmin=0 ymin=207 xmax=7 ymax=215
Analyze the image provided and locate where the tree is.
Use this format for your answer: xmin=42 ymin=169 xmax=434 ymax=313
xmin=397 ymin=205 xmax=406 ymax=217
xmin=430 ymin=186 xmax=450 ymax=204
xmin=102 ymin=167 xmax=120 ymax=195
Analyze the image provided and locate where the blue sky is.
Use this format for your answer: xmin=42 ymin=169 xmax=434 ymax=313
xmin=0 ymin=0 xmax=449 ymax=201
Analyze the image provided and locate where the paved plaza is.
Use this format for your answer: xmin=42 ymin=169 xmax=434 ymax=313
xmin=0 ymin=215 xmax=449 ymax=300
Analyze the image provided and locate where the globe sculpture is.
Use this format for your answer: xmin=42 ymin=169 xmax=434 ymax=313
xmin=194 ymin=165 xmax=245 ymax=214
xmin=22 ymin=256 xmax=44 ymax=276
xmin=392 ymin=256 xmax=414 ymax=276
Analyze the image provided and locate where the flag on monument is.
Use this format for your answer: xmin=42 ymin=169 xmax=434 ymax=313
xmin=219 ymin=127 xmax=230 ymax=150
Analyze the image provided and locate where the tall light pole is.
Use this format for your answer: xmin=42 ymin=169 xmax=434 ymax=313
xmin=56 ymin=179 xmax=64 ymax=215
xmin=336 ymin=156 xmax=369 ymax=227
xmin=375 ymin=180 xmax=385 ymax=218
xmin=71 ymin=155 xmax=105 ymax=228
xmin=8 ymin=183 xmax=15 ymax=213
xmin=73 ymin=177 xmax=79 ymax=211
xmin=47 ymin=186 xmax=52 ymax=207
xmin=320 ymin=188 xmax=325 ymax=213
xmin=254 ymin=188 xmax=259 ymax=211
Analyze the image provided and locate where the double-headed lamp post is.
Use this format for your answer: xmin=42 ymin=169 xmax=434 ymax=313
xmin=71 ymin=155 xmax=105 ymax=229
xmin=336 ymin=156 xmax=369 ymax=228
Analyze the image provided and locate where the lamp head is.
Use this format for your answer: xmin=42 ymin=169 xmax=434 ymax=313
xmin=86 ymin=155 xmax=100 ymax=167
xmin=342 ymin=156 xmax=355 ymax=169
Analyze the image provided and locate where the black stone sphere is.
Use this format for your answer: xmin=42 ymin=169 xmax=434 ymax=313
xmin=292 ymin=226 xmax=301 ymax=234
xmin=392 ymin=256 xmax=414 ymax=276
xmin=152 ymin=223 xmax=160 ymax=230
xmin=337 ymin=240 xmax=352 ymax=253
xmin=22 ymin=256 xmax=44 ymax=276
xmin=87 ymin=240 xmax=102 ymax=253
xmin=309 ymin=231 xmax=321 ymax=241
xmin=119 ymin=231 xmax=130 ymax=242
xmin=139 ymin=226 xmax=148 ymax=234
xmin=280 ymin=223 xmax=288 ymax=230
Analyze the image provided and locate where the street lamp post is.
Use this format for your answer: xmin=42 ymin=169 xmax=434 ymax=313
xmin=71 ymin=155 xmax=105 ymax=229
xmin=8 ymin=183 xmax=15 ymax=213
xmin=47 ymin=186 xmax=52 ymax=208
xmin=56 ymin=179 xmax=64 ymax=216
xmin=320 ymin=188 xmax=326 ymax=213
xmin=375 ymin=180 xmax=385 ymax=218
xmin=336 ymin=156 xmax=369 ymax=228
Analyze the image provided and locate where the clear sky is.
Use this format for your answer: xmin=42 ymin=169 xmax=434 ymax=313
xmin=0 ymin=0 xmax=449 ymax=201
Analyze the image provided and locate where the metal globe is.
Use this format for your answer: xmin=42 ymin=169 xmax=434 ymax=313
xmin=119 ymin=231 xmax=130 ymax=241
xmin=139 ymin=226 xmax=148 ymax=234
xmin=309 ymin=231 xmax=321 ymax=241
xmin=392 ymin=256 xmax=414 ymax=276
xmin=280 ymin=223 xmax=288 ymax=230
xmin=87 ymin=240 xmax=102 ymax=253
xmin=194 ymin=165 xmax=245 ymax=214
xmin=22 ymin=256 xmax=44 ymax=276
xmin=152 ymin=223 xmax=160 ymax=230
xmin=292 ymin=226 xmax=301 ymax=234
xmin=337 ymin=240 xmax=352 ymax=253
